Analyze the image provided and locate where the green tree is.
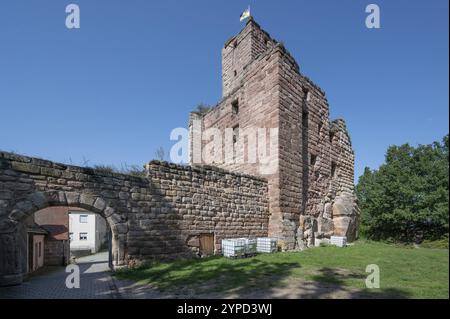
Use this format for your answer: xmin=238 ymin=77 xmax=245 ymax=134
xmin=356 ymin=135 xmax=449 ymax=242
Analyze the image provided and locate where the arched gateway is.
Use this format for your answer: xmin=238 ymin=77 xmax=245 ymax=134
xmin=1 ymin=195 xmax=125 ymax=285
xmin=0 ymin=156 xmax=130 ymax=286
xmin=0 ymin=151 xmax=271 ymax=286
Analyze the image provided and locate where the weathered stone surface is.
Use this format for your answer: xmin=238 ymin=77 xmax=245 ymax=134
xmin=0 ymin=191 xmax=12 ymax=200
xmin=186 ymin=236 xmax=200 ymax=247
xmin=65 ymin=192 xmax=80 ymax=206
xmin=11 ymin=162 xmax=40 ymax=174
xmin=28 ymin=192 xmax=47 ymax=209
xmin=15 ymin=201 xmax=33 ymax=214
xmin=93 ymin=198 xmax=106 ymax=212
xmin=332 ymin=197 xmax=354 ymax=217
xmin=333 ymin=217 xmax=357 ymax=240
xmin=0 ymin=19 xmax=360 ymax=286
xmin=80 ymin=194 xmax=96 ymax=207
xmin=113 ymin=223 xmax=128 ymax=234
xmin=8 ymin=209 xmax=26 ymax=221
xmin=103 ymin=206 xmax=115 ymax=218
xmin=323 ymin=203 xmax=332 ymax=219
xmin=40 ymin=167 xmax=61 ymax=178
xmin=189 ymin=18 xmax=359 ymax=247
xmin=0 ymin=150 xmax=269 ymax=284
xmin=318 ymin=217 xmax=334 ymax=236
xmin=107 ymin=213 xmax=122 ymax=226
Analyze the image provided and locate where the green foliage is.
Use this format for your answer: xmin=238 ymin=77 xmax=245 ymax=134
xmin=420 ymin=236 xmax=449 ymax=249
xmin=123 ymin=165 xmax=147 ymax=178
xmin=356 ymin=135 xmax=449 ymax=242
xmin=193 ymin=103 xmax=211 ymax=115
xmin=93 ymin=165 xmax=115 ymax=173
xmin=93 ymin=163 xmax=146 ymax=177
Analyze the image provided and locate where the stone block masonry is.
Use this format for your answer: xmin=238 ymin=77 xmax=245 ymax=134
xmin=189 ymin=18 xmax=359 ymax=249
xmin=0 ymin=17 xmax=359 ymax=286
xmin=0 ymin=151 xmax=269 ymax=286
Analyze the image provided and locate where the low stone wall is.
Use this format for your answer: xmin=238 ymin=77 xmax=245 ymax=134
xmin=0 ymin=151 xmax=269 ymax=285
xmin=141 ymin=161 xmax=269 ymax=260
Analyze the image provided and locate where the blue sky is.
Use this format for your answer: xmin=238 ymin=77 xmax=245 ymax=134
xmin=0 ymin=0 xmax=448 ymax=182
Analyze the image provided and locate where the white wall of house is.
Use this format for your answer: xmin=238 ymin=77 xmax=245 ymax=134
xmin=69 ymin=212 xmax=108 ymax=253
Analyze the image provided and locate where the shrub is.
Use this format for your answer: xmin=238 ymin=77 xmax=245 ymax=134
xmin=356 ymin=135 xmax=449 ymax=243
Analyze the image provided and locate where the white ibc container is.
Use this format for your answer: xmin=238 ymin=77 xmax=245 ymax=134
xmin=330 ymin=236 xmax=347 ymax=247
xmin=222 ymin=238 xmax=247 ymax=258
xmin=256 ymin=237 xmax=277 ymax=253
xmin=245 ymin=239 xmax=257 ymax=255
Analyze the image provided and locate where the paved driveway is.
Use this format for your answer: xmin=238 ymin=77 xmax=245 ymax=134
xmin=0 ymin=252 xmax=116 ymax=299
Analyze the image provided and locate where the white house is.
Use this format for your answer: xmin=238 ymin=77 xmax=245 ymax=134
xmin=69 ymin=211 xmax=108 ymax=254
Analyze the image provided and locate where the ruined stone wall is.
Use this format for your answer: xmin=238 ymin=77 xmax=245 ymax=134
xmin=199 ymin=45 xmax=279 ymax=176
xmin=0 ymin=151 xmax=269 ymax=285
xmin=222 ymin=19 xmax=276 ymax=97
xmin=190 ymin=19 xmax=359 ymax=249
xmin=276 ymin=49 xmax=304 ymax=250
xmin=328 ymin=120 xmax=359 ymax=240
xmin=190 ymin=24 xmax=282 ymax=245
xmin=144 ymin=161 xmax=269 ymax=256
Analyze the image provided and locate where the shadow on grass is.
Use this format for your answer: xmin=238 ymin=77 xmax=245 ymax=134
xmin=115 ymin=259 xmax=413 ymax=299
xmin=308 ymin=267 xmax=412 ymax=299
xmin=115 ymin=255 xmax=301 ymax=296
xmin=311 ymin=267 xmax=366 ymax=285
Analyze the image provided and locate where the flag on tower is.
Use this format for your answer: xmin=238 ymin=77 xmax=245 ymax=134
xmin=240 ymin=6 xmax=251 ymax=22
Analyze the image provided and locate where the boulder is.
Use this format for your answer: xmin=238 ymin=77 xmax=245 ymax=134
xmin=186 ymin=236 xmax=200 ymax=247
xmin=331 ymin=193 xmax=359 ymax=242
xmin=318 ymin=217 xmax=334 ymax=236
xmin=333 ymin=216 xmax=358 ymax=242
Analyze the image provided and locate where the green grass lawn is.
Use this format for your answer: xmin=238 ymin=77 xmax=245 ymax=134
xmin=115 ymin=240 xmax=449 ymax=299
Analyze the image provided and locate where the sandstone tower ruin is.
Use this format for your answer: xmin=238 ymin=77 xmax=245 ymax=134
xmin=0 ymin=17 xmax=362 ymax=286
xmin=189 ymin=18 xmax=359 ymax=249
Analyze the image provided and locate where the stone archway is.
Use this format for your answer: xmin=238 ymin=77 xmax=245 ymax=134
xmin=1 ymin=151 xmax=272 ymax=287
xmin=0 ymin=191 xmax=128 ymax=286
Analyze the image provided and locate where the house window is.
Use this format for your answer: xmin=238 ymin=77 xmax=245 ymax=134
xmin=79 ymin=215 xmax=88 ymax=223
xmin=69 ymin=232 xmax=73 ymax=241
xmin=232 ymin=99 xmax=239 ymax=115
xmin=318 ymin=122 xmax=323 ymax=134
xmin=80 ymin=233 xmax=88 ymax=241
xmin=232 ymin=125 xmax=239 ymax=144
xmin=233 ymin=70 xmax=237 ymax=77
xmin=310 ymin=154 xmax=317 ymax=166
xmin=331 ymin=162 xmax=337 ymax=178
xmin=38 ymin=242 xmax=42 ymax=257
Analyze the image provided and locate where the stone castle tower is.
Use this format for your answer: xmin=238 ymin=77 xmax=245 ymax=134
xmin=189 ymin=18 xmax=359 ymax=249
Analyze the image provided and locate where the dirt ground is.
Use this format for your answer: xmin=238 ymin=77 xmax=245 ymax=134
xmin=112 ymin=276 xmax=388 ymax=299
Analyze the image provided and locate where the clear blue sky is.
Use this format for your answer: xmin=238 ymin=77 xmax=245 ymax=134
xmin=0 ymin=0 xmax=448 ymax=182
